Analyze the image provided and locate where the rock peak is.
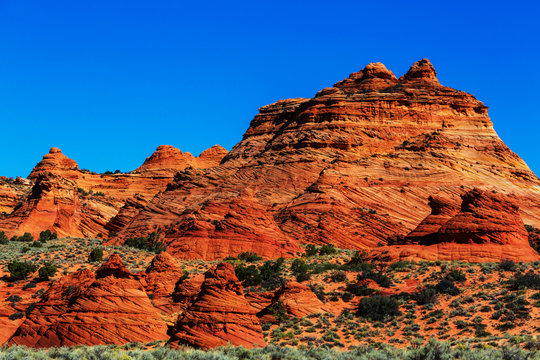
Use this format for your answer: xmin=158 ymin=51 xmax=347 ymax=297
xmin=96 ymin=253 xmax=135 ymax=279
xmin=29 ymin=147 xmax=79 ymax=180
xmin=334 ymin=62 xmax=397 ymax=91
xmin=400 ymin=58 xmax=439 ymax=84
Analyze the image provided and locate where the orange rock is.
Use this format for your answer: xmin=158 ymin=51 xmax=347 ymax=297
xmin=144 ymin=252 xmax=186 ymax=314
xmin=29 ymin=148 xmax=79 ymax=180
xmin=9 ymin=255 xmax=169 ymax=347
xmin=169 ymin=262 xmax=266 ymax=349
xmin=258 ymin=281 xmax=325 ymax=322
xmin=373 ymin=189 xmax=540 ymax=262
xmin=117 ymin=59 xmax=540 ymax=260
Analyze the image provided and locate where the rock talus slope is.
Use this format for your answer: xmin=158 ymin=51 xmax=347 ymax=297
xmin=112 ymin=59 xmax=540 ymax=261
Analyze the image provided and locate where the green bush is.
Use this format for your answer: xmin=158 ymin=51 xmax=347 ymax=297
xmin=357 ymin=295 xmax=401 ymax=321
xmin=291 ymin=258 xmax=311 ymax=282
xmin=444 ymin=268 xmax=466 ymax=282
xmin=124 ymin=231 xmax=165 ymax=253
xmin=7 ymin=260 xmax=37 ymax=279
xmin=357 ymin=270 xmax=393 ymax=288
xmin=39 ymin=229 xmax=57 ymax=242
xmin=499 ymin=259 xmax=517 ymax=271
xmin=509 ymin=271 xmax=540 ymax=290
xmin=0 ymin=231 xmax=8 ymax=244
xmin=414 ymin=286 xmax=438 ymax=305
xmin=237 ymin=252 xmax=262 ymax=262
xmin=234 ymin=264 xmax=262 ymax=286
xmin=318 ymin=244 xmax=337 ymax=255
xmin=435 ymin=279 xmax=460 ymax=295
xmin=88 ymin=248 xmax=104 ymax=262
xmin=11 ymin=232 xmax=34 ymax=242
xmin=38 ymin=262 xmax=57 ymax=280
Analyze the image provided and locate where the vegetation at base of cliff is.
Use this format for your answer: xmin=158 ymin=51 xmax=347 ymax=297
xmin=124 ymin=232 xmax=166 ymax=253
xmin=1 ymin=340 xmax=539 ymax=360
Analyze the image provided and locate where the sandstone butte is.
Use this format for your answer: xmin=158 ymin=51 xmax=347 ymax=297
xmin=373 ymin=188 xmax=540 ymax=262
xmin=8 ymin=254 xmax=170 ymax=347
xmin=169 ymin=262 xmax=266 ymax=349
xmin=101 ymin=59 xmax=540 ymax=262
xmin=0 ymin=144 xmax=227 ymax=238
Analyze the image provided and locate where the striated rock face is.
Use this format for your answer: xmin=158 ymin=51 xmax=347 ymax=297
xmin=112 ymin=58 xmax=540 ymax=261
xmin=144 ymin=252 xmax=186 ymax=315
xmin=9 ymin=255 xmax=169 ymax=347
xmin=258 ymin=281 xmax=325 ymax=323
xmin=373 ymin=189 xmax=540 ymax=262
xmin=29 ymin=148 xmax=79 ymax=180
xmin=0 ymin=144 xmax=227 ymax=239
xmin=136 ymin=144 xmax=228 ymax=176
xmin=0 ymin=173 xmax=114 ymax=238
xmin=169 ymin=262 xmax=266 ymax=349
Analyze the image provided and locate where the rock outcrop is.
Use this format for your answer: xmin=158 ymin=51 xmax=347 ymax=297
xmin=258 ymin=281 xmax=325 ymax=323
xmin=0 ymin=144 xmax=227 ymax=239
xmin=111 ymin=59 xmax=540 ymax=261
xmin=373 ymin=189 xmax=540 ymax=262
xmin=9 ymin=255 xmax=169 ymax=347
xmin=169 ymin=262 xmax=266 ymax=349
xmin=136 ymin=144 xmax=228 ymax=176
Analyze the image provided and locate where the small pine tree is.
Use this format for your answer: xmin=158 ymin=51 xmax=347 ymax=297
xmin=88 ymin=248 xmax=104 ymax=263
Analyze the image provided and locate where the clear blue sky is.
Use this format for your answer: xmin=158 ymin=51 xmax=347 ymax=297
xmin=0 ymin=1 xmax=539 ymax=177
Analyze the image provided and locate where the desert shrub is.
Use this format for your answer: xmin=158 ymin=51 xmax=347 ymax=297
xmin=237 ymin=252 xmax=262 ymax=262
xmin=345 ymin=283 xmax=375 ymax=296
xmin=12 ymin=232 xmax=34 ymax=242
xmin=357 ymin=270 xmax=393 ymax=288
xmin=434 ymin=279 xmax=460 ymax=296
xmin=39 ymin=229 xmax=57 ymax=242
xmin=291 ymin=259 xmax=311 ymax=282
xmin=22 ymin=282 xmax=36 ymax=290
xmin=0 ymin=231 xmax=8 ymax=244
xmin=124 ymin=231 xmax=165 ymax=253
xmin=509 ymin=271 xmax=540 ymax=290
xmin=444 ymin=268 xmax=466 ymax=282
xmin=414 ymin=286 xmax=438 ymax=305
xmin=304 ymin=244 xmax=319 ymax=257
xmin=88 ymin=248 xmax=104 ymax=262
xmin=8 ymin=312 xmax=24 ymax=320
xmin=234 ymin=264 xmax=262 ymax=286
xmin=389 ymin=260 xmax=414 ymax=271
xmin=7 ymin=260 xmax=37 ymax=279
xmin=329 ymin=270 xmax=347 ymax=283
xmin=499 ymin=259 xmax=517 ymax=271
xmin=318 ymin=244 xmax=337 ymax=256
xmin=357 ymin=295 xmax=401 ymax=321
xmin=38 ymin=262 xmax=57 ymax=280
xmin=30 ymin=241 xmax=43 ymax=248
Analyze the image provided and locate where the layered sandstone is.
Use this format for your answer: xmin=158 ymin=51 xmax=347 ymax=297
xmin=373 ymin=189 xmax=540 ymax=262
xmin=169 ymin=262 xmax=266 ymax=349
xmin=9 ymin=254 xmax=169 ymax=347
xmin=258 ymin=281 xmax=325 ymax=323
xmin=0 ymin=144 xmax=227 ymax=238
xmin=136 ymin=144 xmax=227 ymax=176
xmin=111 ymin=59 xmax=540 ymax=261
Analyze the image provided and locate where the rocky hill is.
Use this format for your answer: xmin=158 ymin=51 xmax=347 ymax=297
xmin=107 ymin=59 xmax=540 ymax=261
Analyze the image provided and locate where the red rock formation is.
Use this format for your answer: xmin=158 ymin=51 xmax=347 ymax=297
xmin=0 ymin=144 xmax=227 ymax=238
xmin=169 ymin=262 xmax=266 ymax=349
xmin=135 ymin=144 xmax=228 ymax=175
xmin=0 ymin=173 xmax=111 ymax=238
xmin=258 ymin=281 xmax=325 ymax=323
xmin=29 ymin=148 xmax=79 ymax=180
xmin=373 ymin=189 xmax=540 ymax=262
xmin=9 ymin=255 xmax=169 ymax=347
xmin=114 ymin=59 xmax=540 ymax=261
xmin=144 ymin=252 xmax=186 ymax=315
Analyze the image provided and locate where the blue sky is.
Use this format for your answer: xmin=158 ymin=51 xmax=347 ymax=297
xmin=0 ymin=1 xmax=539 ymax=177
